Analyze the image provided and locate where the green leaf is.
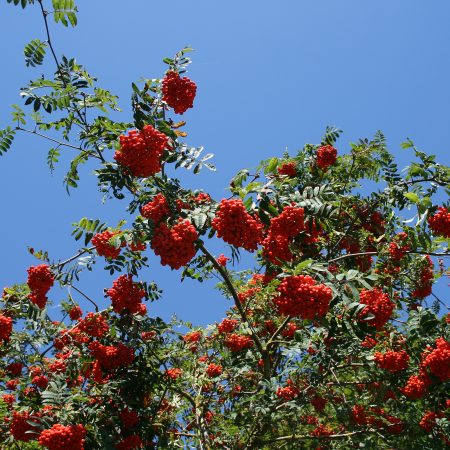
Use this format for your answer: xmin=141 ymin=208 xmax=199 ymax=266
xmin=0 ymin=127 xmax=16 ymax=156
xmin=24 ymin=38 xmax=47 ymax=67
xmin=403 ymin=192 xmax=419 ymax=204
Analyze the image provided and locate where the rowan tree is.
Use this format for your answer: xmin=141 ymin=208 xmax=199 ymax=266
xmin=0 ymin=1 xmax=449 ymax=449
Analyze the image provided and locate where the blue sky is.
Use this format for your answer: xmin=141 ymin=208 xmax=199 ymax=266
xmin=0 ymin=0 xmax=449 ymax=325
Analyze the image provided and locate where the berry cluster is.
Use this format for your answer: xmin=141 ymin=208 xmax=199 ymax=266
xmin=374 ymin=350 xmax=410 ymax=373
xmin=151 ymin=219 xmax=198 ymax=270
xmin=359 ymin=288 xmax=394 ymax=330
xmin=422 ymin=337 xmax=450 ymax=381
xmin=316 ymin=145 xmax=337 ymax=169
xmin=0 ymin=314 xmax=12 ymax=342
xmin=68 ymin=306 xmax=83 ymax=321
xmin=419 ymin=410 xmax=442 ymax=432
xmin=276 ymin=384 xmax=299 ymax=401
xmin=10 ymin=411 xmax=41 ymax=442
xmin=92 ymin=230 xmax=123 ymax=259
xmin=428 ymin=206 xmax=450 ymax=238
xmin=114 ymin=125 xmax=168 ymax=178
xmin=27 ymin=264 xmax=54 ymax=309
xmin=212 ymin=199 xmax=263 ymax=252
xmin=141 ymin=193 xmax=171 ymax=224
xmin=274 ymin=275 xmax=332 ymax=319
xmin=89 ymin=341 xmax=134 ymax=371
xmin=116 ymin=434 xmax=143 ymax=450
xmin=105 ymin=275 xmax=146 ymax=315
xmin=166 ymin=368 xmax=182 ymax=379
xmin=217 ymin=318 xmax=239 ymax=334
xmin=216 ymin=254 xmax=229 ymax=267
xmin=401 ymin=374 xmax=429 ymax=399
xmin=388 ymin=233 xmax=410 ymax=261
xmin=76 ymin=312 xmax=109 ymax=338
xmin=277 ymin=161 xmax=297 ymax=177
xmin=119 ymin=408 xmax=140 ymax=429
xmin=38 ymin=424 xmax=87 ymax=450
xmin=224 ymin=333 xmax=254 ymax=352
xmin=412 ymin=256 xmax=434 ymax=298
xmin=206 ymin=363 xmax=223 ymax=377
xmin=162 ymin=71 xmax=197 ymax=114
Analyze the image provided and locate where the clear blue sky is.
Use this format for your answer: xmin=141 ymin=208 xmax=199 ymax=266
xmin=0 ymin=0 xmax=449 ymax=325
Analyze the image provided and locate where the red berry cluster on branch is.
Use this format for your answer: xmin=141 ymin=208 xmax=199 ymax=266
xmin=89 ymin=341 xmax=134 ymax=371
xmin=277 ymin=161 xmax=297 ymax=177
xmin=105 ymin=275 xmax=146 ymax=315
xmin=428 ymin=206 xmax=450 ymax=238
xmin=412 ymin=256 xmax=434 ymax=299
xmin=212 ymin=199 xmax=263 ymax=252
xmin=374 ymin=350 xmax=410 ymax=373
xmin=116 ymin=434 xmax=144 ymax=450
xmin=358 ymin=288 xmax=394 ymax=330
xmin=401 ymin=374 xmax=430 ymax=399
xmin=224 ymin=333 xmax=253 ymax=352
xmin=141 ymin=193 xmax=171 ymax=224
xmin=10 ymin=411 xmax=41 ymax=442
xmin=274 ymin=275 xmax=332 ymax=320
xmin=38 ymin=424 xmax=87 ymax=450
xmin=206 ymin=363 xmax=223 ymax=377
xmin=68 ymin=306 xmax=83 ymax=321
xmin=316 ymin=145 xmax=337 ymax=169
xmin=217 ymin=318 xmax=239 ymax=334
xmin=262 ymin=206 xmax=307 ymax=265
xmin=27 ymin=264 xmax=54 ymax=309
xmin=114 ymin=125 xmax=168 ymax=178
xmin=151 ymin=219 xmax=198 ymax=270
xmin=422 ymin=337 xmax=450 ymax=381
xmin=0 ymin=314 xmax=13 ymax=342
xmin=92 ymin=230 xmax=123 ymax=259
xmin=162 ymin=71 xmax=197 ymax=114
xmin=76 ymin=312 xmax=109 ymax=338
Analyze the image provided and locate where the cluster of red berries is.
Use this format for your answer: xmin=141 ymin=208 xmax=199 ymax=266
xmin=224 ymin=333 xmax=253 ymax=352
xmin=27 ymin=264 xmax=55 ymax=309
xmin=0 ymin=314 xmax=12 ymax=342
xmin=412 ymin=256 xmax=434 ymax=298
xmin=216 ymin=254 xmax=229 ymax=267
xmin=422 ymin=337 xmax=450 ymax=381
xmin=274 ymin=275 xmax=332 ymax=319
xmin=119 ymin=408 xmax=140 ymax=429
xmin=276 ymin=383 xmax=299 ymax=401
xmin=92 ymin=230 xmax=123 ymax=259
xmin=151 ymin=219 xmax=198 ymax=269
xmin=6 ymin=362 xmax=23 ymax=376
xmin=401 ymin=374 xmax=430 ymax=399
xmin=217 ymin=318 xmax=239 ymax=334
xmin=428 ymin=206 xmax=450 ymax=238
xmin=68 ymin=306 xmax=83 ymax=321
xmin=114 ymin=125 xmax=168 ymax=178
xmin=206 ymin=363 xmax=223 ymax=377
xmin=388 ymin=233 xmax=409 ymax=261
xmin=89 ymin=341 xmax=134 ymax=371
xmin=359 ymin=287 xmax=394 ymax=330
xmin=76 ymin=312 xmax=109 ymax=338
xmin=10 ymin=410 xmax=41 ymax=442
xmin=277 ymin=161 xmax=297 ymax=177
xmin=316 ymin=145 xmax=337 ymax=169
xmin=105 ymin=275 xmax=146 ymax=315
xmin=310 ymin=396 xmax=327 ymax=412
xmin=38 ymin=424 xmax=87 ymax=450
xmin=183 ymin=331 xmax=202 ymax=344
xmin=162 ymin=71 xmax=197 ymax=114
xmin=374 ymin=350 xmax=410 ymax=373
xmin=116 ymin=434 xmax=144 ymax=450
xmin=262 ymin=206 xmax=306 ymax=264
xmin=419 ymin=410 xmax=443 ymax=432
xmin=212 ymin=199 xmax=263 ymax=252
xmin=166 ymin=368 xmax=182 ymax=379
xmin=141 ymin=193 xmax=171 ymax=224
